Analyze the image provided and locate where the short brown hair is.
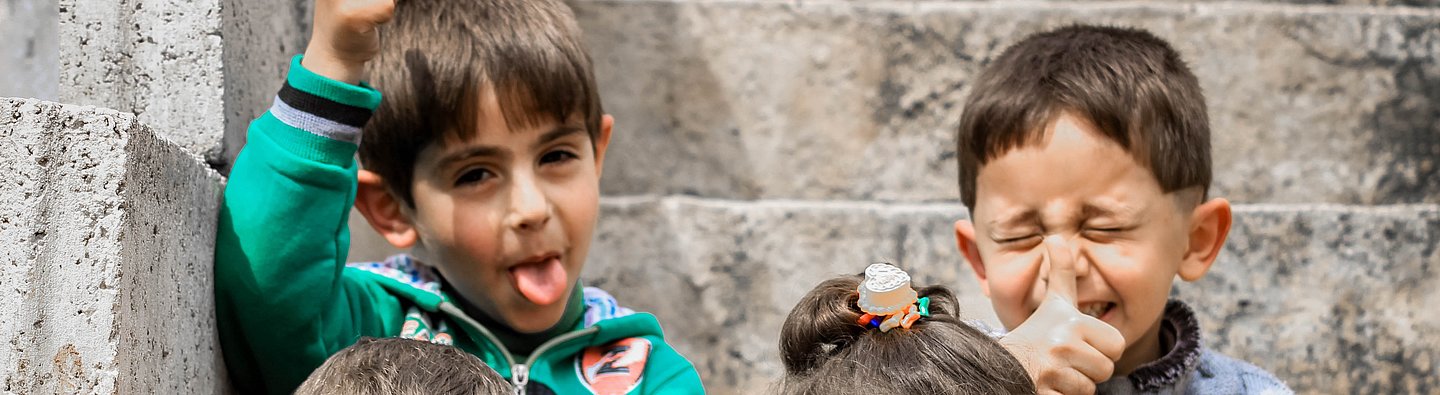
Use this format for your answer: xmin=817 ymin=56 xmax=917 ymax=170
xmin=779 ymin=274 xmax=1036 ymax=394
xmin=361 ymin=0 xmax=603 ymax=205
xmin=294 ymin=337 xmax=512 ymax=395
xmin=956 ymin=24 xmax=1210 ymax=210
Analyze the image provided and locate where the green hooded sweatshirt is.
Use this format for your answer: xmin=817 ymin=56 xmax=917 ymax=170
xmin=215 ymin=56 xmax=705 ymax=395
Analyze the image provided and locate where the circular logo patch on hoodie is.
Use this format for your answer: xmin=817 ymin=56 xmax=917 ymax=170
xmin=576 ymin=337 xmax=651 ymax=395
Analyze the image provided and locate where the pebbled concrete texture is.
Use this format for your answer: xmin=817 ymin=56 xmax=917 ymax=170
xmin=580 ymin=197 xmax=1439 ymax=394
xmin=0 ymin=0 xmax=59 ymax=100
xmin=1177 ymin=204 xmax=1440 ymax=393
xmin=56 ymin=0 xmax=310 ymax=171
xmin=59 ymin=0 xmax=227 ymax=165
xmin=575 ymin=1 xmax=1440 ymax=205
xmin=0 ymin=98 xmax=224 ymax=393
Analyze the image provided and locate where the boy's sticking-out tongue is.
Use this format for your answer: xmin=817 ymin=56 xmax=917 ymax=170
xmin=511 ymin=257 xmax=568 ymax=306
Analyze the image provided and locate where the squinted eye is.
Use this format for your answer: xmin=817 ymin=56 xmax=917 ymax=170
xmin=997 ymin=235 xmax=1038 ymax=244
xmin=1086 ymin=227 xmax=1129 ymax=234
xmin=540 ymin=150 xmax=578 ymax=165
xmin=454 ymin=168 xmax=494 ymax=186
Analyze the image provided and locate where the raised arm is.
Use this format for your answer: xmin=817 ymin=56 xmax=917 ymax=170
xmin=213 ymin=1 xmax=397 ymax=392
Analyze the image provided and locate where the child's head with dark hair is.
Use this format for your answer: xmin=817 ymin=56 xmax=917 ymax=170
xmin=352 ymin=0 xmax=614 ymax=334
xmin=956 ymin=24 xmax=1210 ymax=211
xmin=778 ymin=272 xmax=1036 ymax=394
xmin=361 ymin=0 xmax=604 ymax=206
xmin=294 ymin=337 xmax=512 ymax=395
xmin=953 ymin=24 xmax=1233 ymax=376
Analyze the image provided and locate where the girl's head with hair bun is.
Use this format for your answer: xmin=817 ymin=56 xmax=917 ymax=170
xmin=778 ymin=270 xmax=1036 ymax=394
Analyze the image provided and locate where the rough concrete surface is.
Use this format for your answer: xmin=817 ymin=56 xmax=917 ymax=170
xmin=1177 ymin=204 xmax=1440 ymax=393
xmin=0 ymin=0 xmax=59 ymax=100
xmin=574 ymin=1 xmax=1440 ymax=204
xmin=577 ymin=197 xmax=1439 ymax=394
xmin=0 ymin=98 xmax=224 ymax=393
xmin=59 ymin=0 xmax=228 ymax=166
xmin=0 ymin=0 xmax=315 ymax=170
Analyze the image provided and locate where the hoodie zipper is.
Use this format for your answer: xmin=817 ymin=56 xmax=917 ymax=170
xmin=439 ymin=302 xmax=601 ymax=395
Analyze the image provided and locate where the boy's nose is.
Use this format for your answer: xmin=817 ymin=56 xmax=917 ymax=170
xmin=1073 ymin=248 xmax=1093 ymax=278
xmin=1044 ymin=234 xmax=1093 ymax=278
xmin=1067 ymin=235 xmax=1093 ymax=278
xmin=506 ymin=175 xmax=551 ymax=231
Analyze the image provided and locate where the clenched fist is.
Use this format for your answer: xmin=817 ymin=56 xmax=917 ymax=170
xmin=302 ymin=0 xmax=396 ymax=84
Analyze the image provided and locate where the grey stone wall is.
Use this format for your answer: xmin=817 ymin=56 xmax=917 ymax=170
xmin=59 ymin=0 xmax=229 ymax=164
xmin=2 ymin=0 xmax=1435 ymax=393
xmin=337 ymin=2 xmax=1440 ymax=393
xmin=563 ymin=1 xmax=1439 ymax=393
xmin=0 ymin=98 xmax=224 ymax=393
xmin=0 ymin=0 xmax=58 ymax=100
xmin=577 ymin=1 xmax=1440 ymax=204
xmin=576 ymin=199 xmax=1440 ymax=393
xmin=56 ymin=0 xmax=310 ymax=169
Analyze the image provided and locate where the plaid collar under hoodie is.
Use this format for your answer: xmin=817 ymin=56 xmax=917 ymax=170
xmin=346 ymin=254 xmax=705 ymax=395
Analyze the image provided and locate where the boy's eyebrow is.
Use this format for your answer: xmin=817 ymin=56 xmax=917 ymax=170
xmin=435 ymin=146 xmax=506 ymax=170
xmin=1081 ymin=202 xmax=1139 ymax=220
xmin=433 ymin=126 xmax=585 ymax=169
xmin=986 ymin=210 xmax=1038 ymax=230
xmin=533 ymin=125 xmax=586 ymax=148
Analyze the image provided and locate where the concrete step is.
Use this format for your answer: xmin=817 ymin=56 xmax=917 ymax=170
xmin=54 ymin=0 xmax=313 ymax=168
xmin=587 ymin=197 xmax=1438 ymax=393
xmin=575 ymin=1 xmax=1440 ymax=204
xmin=342 ymin=196 xmax=1439 ymax=393
xmin=0 ymin=98 xmax=225 ymax=393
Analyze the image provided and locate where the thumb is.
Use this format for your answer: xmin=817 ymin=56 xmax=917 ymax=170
xmin=1043 ymin=235 xmax=1078 ymax=306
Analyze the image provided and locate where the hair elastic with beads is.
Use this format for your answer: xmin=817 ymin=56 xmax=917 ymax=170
xmin=855 ymin=263 xmax=931 ymax=332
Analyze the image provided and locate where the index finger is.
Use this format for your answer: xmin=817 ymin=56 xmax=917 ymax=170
xmin=1044 ymin=235 xmax=1078 ymax=305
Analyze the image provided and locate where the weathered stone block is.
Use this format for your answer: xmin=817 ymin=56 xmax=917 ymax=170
xmin=0 ymin=0 xmax=58 ymax=100
xmin=58 ymin=0 xmax=311 ymax=169
xmin=59 ymin=0 xmax=227 ymax=164
xmin=0 ymin=98 xmax=224 ymax=393
xmin=576 ymin=2 xmax=1440 ymax=204
xmin=581 ymin=197 xmax=1438 ymax=394
xmin=1177 ymin=204 xmax=1440 ymax=393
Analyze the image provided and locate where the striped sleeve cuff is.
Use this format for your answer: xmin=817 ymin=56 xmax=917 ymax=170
xmin=269 ymin=55 xmax=383 ymax=145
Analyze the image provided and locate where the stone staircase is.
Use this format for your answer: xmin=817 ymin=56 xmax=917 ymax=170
xmin=562 ymin=1 xmax=1440 ymax=392
xmin=3 ymin=0 xmax=1436 ymax=393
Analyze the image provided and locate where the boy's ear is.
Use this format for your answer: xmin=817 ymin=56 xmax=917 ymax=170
xmin=354 ymin=170 xmax=420 ymax=249
xmin=593 ymin=114 xmax=614 ymax=177
xmin=954 ymin=219 xmax=992 ymax=297
xmin=1178 ymin=197 xmax=1232 ymax=281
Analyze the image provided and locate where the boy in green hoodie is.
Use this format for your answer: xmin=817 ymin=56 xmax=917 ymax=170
xmin=214 ymin=0 xmax=704 ymax=393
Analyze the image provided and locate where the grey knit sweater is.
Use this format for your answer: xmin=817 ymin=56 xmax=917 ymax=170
xmin=1096 ymin=300 xmax=1293 ymax=395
